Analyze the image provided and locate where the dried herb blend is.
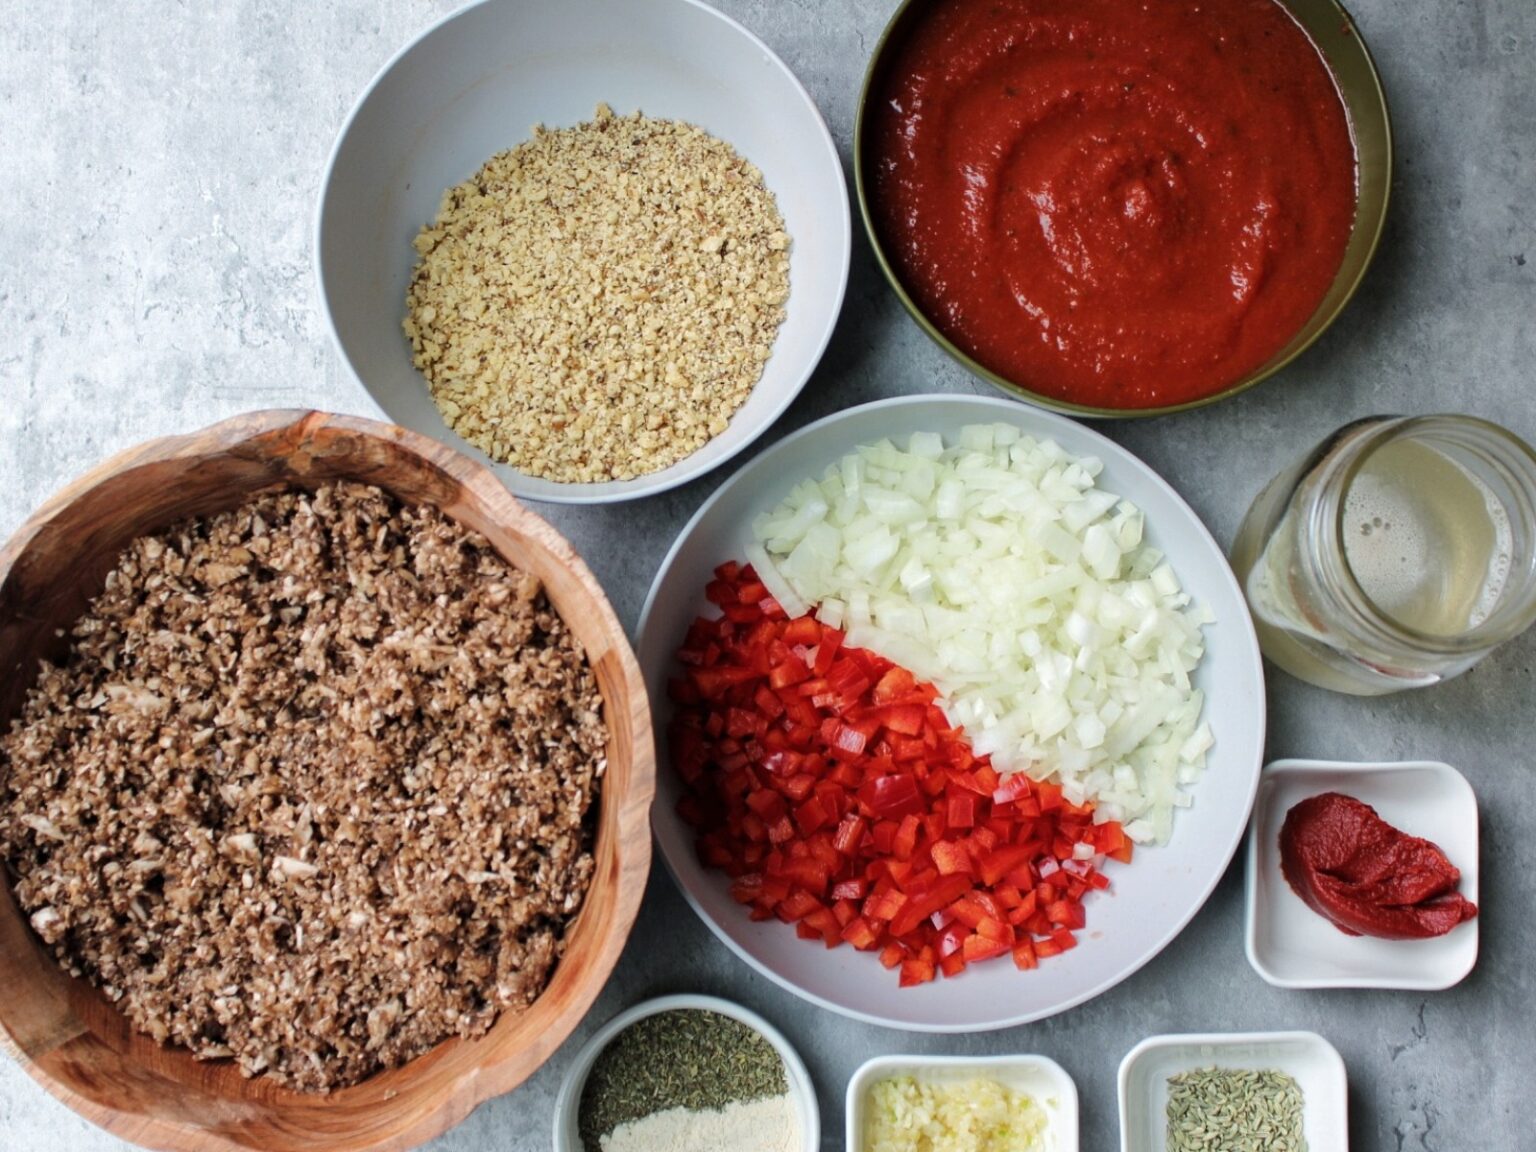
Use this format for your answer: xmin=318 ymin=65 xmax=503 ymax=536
xmin=578 ymin=1009 xmax=788 ymax=1151
xmin=1166 ymin=1067 xmax=1307 ymax=1152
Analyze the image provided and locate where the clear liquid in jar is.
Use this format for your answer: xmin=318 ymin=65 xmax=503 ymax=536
xmin=1340 ymin=439 xmax=1512 ymax=637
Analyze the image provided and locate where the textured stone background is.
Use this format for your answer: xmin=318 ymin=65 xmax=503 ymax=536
xmin=1 ymin=1 xmax=1532 ymax=1149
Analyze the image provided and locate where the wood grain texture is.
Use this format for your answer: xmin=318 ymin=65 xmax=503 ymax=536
xmin=0 ymin=410 xmax=656 ymax=1152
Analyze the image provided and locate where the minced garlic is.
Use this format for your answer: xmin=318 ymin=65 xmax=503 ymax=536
xmin=863 ymin=1076 xmax=1050 ymax=1152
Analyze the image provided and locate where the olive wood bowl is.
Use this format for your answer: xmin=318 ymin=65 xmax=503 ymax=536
xmin=0 ymin=410 xmax=655 ymax=1152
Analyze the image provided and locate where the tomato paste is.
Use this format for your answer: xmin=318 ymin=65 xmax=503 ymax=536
xmin=1279 ymin=793 xmax=1477 ymax=940
xmin=867 ymin=0 xmax=1358 ymax=408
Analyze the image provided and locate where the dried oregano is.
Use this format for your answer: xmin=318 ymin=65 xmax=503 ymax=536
xmin=578 ymin=1009 xmax=787 ymax=1151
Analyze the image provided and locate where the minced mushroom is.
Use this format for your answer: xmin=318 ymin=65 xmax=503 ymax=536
xmin=0 ymin=481 xmax=608 ymax=1092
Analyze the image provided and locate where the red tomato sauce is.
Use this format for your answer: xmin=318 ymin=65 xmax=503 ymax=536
xmin=867 ymin=0 xmax=1359 ymax=409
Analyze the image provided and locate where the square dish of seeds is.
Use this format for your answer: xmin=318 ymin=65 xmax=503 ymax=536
xmin=1116 ymin=1032 xmax=1347 ymax=1152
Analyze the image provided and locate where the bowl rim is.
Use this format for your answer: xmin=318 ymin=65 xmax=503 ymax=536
xmin=636 ymin=392 xmax=1268 ymax=1032
xmin=313 ymin=0 xmax=852 ymax=505
xmin=550 ymin=992 xmax=821 ymax=1152
xmin=0 ymin=408 xmax=656 ymax=1152
xmin=851 ymin=0 xmax=1394 ymax=419
xmin=1243 ymin=757 xmax=1480 ymax=990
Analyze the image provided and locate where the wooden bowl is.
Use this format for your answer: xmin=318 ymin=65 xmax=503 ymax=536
xmin=0 ymin=410 xmax=656 ymax=1151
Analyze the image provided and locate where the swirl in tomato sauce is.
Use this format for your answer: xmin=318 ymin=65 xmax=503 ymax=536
xmin=868 ymin=0 xmax=1358 ymax=408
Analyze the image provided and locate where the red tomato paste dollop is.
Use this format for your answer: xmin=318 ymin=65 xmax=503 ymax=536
xmin=1279 ymin=793 xmax=1477 ymax=940
xmin=867 ymin=0 xmax=1358 ymax=408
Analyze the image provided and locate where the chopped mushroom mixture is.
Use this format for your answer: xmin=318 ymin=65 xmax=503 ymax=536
xmin=0 ymin=481 xmax=608 ymax=1091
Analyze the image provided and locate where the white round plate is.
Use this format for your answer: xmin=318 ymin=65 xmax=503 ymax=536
xmin=316 ymin=0 xmax=849 ymax=505
xmin=636 ymin=395 xmax=1266 ymax=1031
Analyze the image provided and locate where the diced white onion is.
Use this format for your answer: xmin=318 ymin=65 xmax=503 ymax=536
xmin=743 ymin=542 xmax=809 ymax=621
xmin=750 ymin=423 xmax=1213 ymax=845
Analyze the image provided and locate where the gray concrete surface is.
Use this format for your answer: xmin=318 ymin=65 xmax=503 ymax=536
xmin=0 ymin=1 xmax=1531 ymax=1149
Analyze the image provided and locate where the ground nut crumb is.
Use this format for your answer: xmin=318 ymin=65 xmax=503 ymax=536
xmin=0 ymin=482 xmax=608 ymax=1092
xmin=404 ymin=105 xmax=792 ymax=484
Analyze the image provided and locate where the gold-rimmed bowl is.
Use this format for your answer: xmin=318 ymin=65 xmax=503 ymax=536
xmin=853 ymin=0 xmax=1392 ymax=419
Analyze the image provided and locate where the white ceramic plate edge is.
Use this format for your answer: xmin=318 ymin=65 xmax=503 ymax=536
xmin=1243 ymin=758 xmax=1480 ymax=990
xmin=313 ymin=0 xmax=852 ymax=506
xmin=845 ymin=1053 xmax=1080 ymax=1152
xmin=551 ymin=992 xmax=820 ymax=1152
xmin=636 ymin=393 xmax=1268 ymax=1032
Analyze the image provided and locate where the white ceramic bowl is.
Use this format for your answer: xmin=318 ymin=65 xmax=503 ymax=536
xmin=846 ymin=1054 xmax=1079 ymax=1152
xmin=1118 ymin=1031 xmax=1347 ymax=1152
xmin=1245 ymin=758 xmax=1480 ymax=990
xmin=316 ymin=0 xmax=850 ymax=505
xmin=551 ymin=993 xmax=820 ymax=1152
xmin=636 ymin=394 xmax=1267 ymax=1031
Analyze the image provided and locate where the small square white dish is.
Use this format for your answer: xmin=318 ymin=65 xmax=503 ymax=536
xmin=1118 ymin=1031 xmax=1346 ymax=1152
xmin=847 ymin=1054 xmax=1079 ymax=1152
xmin=1245 ymin=758 xmax=1479 ymax=990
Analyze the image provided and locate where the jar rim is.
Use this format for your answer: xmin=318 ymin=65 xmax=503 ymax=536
xmin=1321 ymin=414 xmax=1536 ymax=655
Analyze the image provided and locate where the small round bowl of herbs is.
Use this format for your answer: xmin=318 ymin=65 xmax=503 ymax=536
xmin=553 ymin=993 xmax=819 ymax=1152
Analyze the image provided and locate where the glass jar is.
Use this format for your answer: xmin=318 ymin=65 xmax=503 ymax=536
xmin=1230 ymin=415 xmax=1536 ymax=695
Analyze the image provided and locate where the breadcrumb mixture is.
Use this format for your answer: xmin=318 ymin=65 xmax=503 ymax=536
xmin=404 ymin=103 xmax=791 ymax=483
xmin=0 ymin=482 xmax=608 ymax=1091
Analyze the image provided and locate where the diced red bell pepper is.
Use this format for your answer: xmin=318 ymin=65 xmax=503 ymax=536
xmin=946 ymin=793 xmax=977 ymax=829
xmin=832 ymin=813 xmax=867 ymax=856
xmin=831 ymin=877 xmax=869 ymax=902
xmin=962 ymin=934 xmax=1011 ymax=962
xmin=863 ymin=886 xmax=908 ymax=924
xmin=978 ymin=843 xmax=1037 ymax=887
xmin=691 ymin=666 xmax=760 ymax=698
xmin=669 ymin=562 xmax=1121 ymax=990
xmin=936 ymin=921 xmax=969 ymax=959
xmin=860 ymin=773 xmax=924 ymax=821
xmin=842 ymin=916 xmax=880 ymax=950
xmin=992 ymin=772 xmax=1036 ymax=805
xmin=939 ymin=952 xmax=968 ymax=978
xmin=879 ymin=704 xmax=927 ymax=737
xmin=889 ymin=873 xmax=973 ymax=939
xmin=899 ymin=956 xmax=937 ymax=987
xmin=890 ymin=813 xmax=921 ymax=862
xmin=794 ymin=795 xmax=832 ymax=836
xmin=872 ymin=666 xmax=917 ymax=703
xmin=931 ymin=840 xmax=973 ymax=876
xmin=782 ymin=615 xmax=822 ymax=646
